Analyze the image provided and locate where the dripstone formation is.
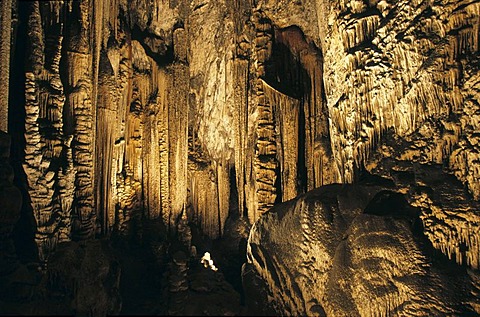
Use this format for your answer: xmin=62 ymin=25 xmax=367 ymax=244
xmin=0 ymin=0 xmax=479 ymax=316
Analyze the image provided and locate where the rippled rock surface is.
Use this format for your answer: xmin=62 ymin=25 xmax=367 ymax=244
xmin=245 ymin=184 xmax=480 ymax=316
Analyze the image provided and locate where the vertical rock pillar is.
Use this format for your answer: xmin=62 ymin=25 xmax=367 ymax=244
xmin=64 ymin=0 xmax=97 ymax=240
xmin=0 ymin=0 xmax=12 ymax=132
xmin=247 ymin=11 xmax=277 ymax=223
xmin=168 ymin=27 xmax=189 ymax=232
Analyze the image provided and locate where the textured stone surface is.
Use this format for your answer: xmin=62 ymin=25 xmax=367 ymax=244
xmin=1 ymin=0 xmax=480 ymax=315
xmin=368 ymin=133 xmax=480 ymax=270
xmin=0 ymin=0 xmax=12 ymax=132
xmin=246 ymin=184 xmax=480 ymax=316
xmin=6 ymin=0 xmax=478 ymax=252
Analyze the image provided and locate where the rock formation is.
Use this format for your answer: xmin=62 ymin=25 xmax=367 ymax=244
xmin=0 ymin=0 xmax=13 ymax=132
xmin=245 ymin=183 xmax=480 ymax=316
xmin=0 ymin=0 xmax=479 ymax=315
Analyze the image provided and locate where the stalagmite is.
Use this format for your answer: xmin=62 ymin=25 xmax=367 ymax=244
xmin=247 ymin=11 xmax=277 ymax=223
xmin=21 ymin=1 xmax=78 ymax=260
xmin=61 ymin=0 xmax=98 ymax=241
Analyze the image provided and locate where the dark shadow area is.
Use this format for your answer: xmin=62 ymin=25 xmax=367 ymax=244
xmin=9 ymin=0 xmax=39 ymax=264
xmin=356 ymin=167 xmax=396 ymax=187
xmin=264 ymin=28 xmax=309 ymax=99
xmin=112 ymin=218 xmax=169 ymax=316
xmin=363 ymin=190 xmax=420 ymax=221
xmin=130 ymin=24 xmax=174 ymax=68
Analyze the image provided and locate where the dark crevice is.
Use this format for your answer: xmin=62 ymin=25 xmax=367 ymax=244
xmin=363 ymin=190 xmax=419 ymax=220
xmin=338 ymin=6 xmax=382 ymax=22
xmin=130 ymin=24 xmax=174 ymax=67
xmin=264 ymin=41 xmax=307 ymax=99
xmin=452 ymin=0 xmax=479 ymax=13
xmin=274 ymin=161 xmax=282 ymax=205
xmin=193 ymin=2 xmax=207 ymax=12
xmin=60 ymin=0 xmax=80 ymax=136
xmin=297 ymin=95 xmax=307 ymax=194
xmin=347 ymin=41 xmax=381 ymax=55
xmin=229 ymin=166 xmax=240 ymax=217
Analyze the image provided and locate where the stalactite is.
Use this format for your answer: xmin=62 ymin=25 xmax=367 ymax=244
xmin=323 ymin=0 xmax=480 ymax=190
xmin=263 ymin=80 xmax=300 ymax=202
xmin=21 ymin=1 xmax=77 ymax=260
xmin=108 ymin=43 xmax=134 ymax=234
xmin=56 ymin=135 xmax=76 ymax=242
xmin=216 ymin=161 xmax=230 ymax=237
xmin=115 ymin=169 xmax=142 ymax=233
xmin=4 ymin=0 xmax=480 ymax=286
xmin=95 ymin=50 xmax=117 ymax=234
xmin=412 ymin=190 xmax=480 ymax=270
xmin=64 ymin=0 xmax=97 ymax=240
xmin=341 ymin=14 xmax=380 ymax=51
xmin=268 ymin=26 xmax=335 ymax=195
xmin=0 ymin=0 xmax=12 ymax=132
xmin=233 ymin=59 xmax=249 ymax=218
xmin=188 ymin=161 xmax=221 ymax=238
xmin=142 ymin=94 xmax=162 ymax=220
xmin=167 ymin=63 xmax=188 ymax=232
xmin=305 ymin=63 xmax=334 ymax=188
xmin=125 ymin=102 xmax=143 ymax=183
xmin=157 ymin=69 xmax=170 ymax=226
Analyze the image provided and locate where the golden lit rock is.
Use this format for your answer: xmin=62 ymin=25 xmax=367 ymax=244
xmin=1 ymin=0 xmax=479 ymax=315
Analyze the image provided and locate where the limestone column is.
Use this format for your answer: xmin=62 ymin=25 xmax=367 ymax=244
xmin=0 ymin=0 xmax=12 ymax=132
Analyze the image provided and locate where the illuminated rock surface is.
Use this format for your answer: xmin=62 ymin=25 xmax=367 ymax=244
xmin=246 ymin=183 xmax=480 ymax=316
xmin=0 ymin=0 xmax=479 ymax=315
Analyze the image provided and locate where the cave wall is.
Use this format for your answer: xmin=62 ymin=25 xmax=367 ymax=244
xmin=321 ymin=0 xmax=480 ymax=189
xmin=1 ymin=0 xmax=479 ymax=263
xmin=5 ymin=0 xmax=191 ymax=259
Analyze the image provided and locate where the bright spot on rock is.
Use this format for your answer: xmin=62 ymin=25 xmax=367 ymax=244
xmin=200 ymin=251 xmax=218 ymax=271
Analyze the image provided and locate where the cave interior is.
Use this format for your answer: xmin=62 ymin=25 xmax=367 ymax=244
xmin=1 ymin=0 xmax=480 ymax=316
